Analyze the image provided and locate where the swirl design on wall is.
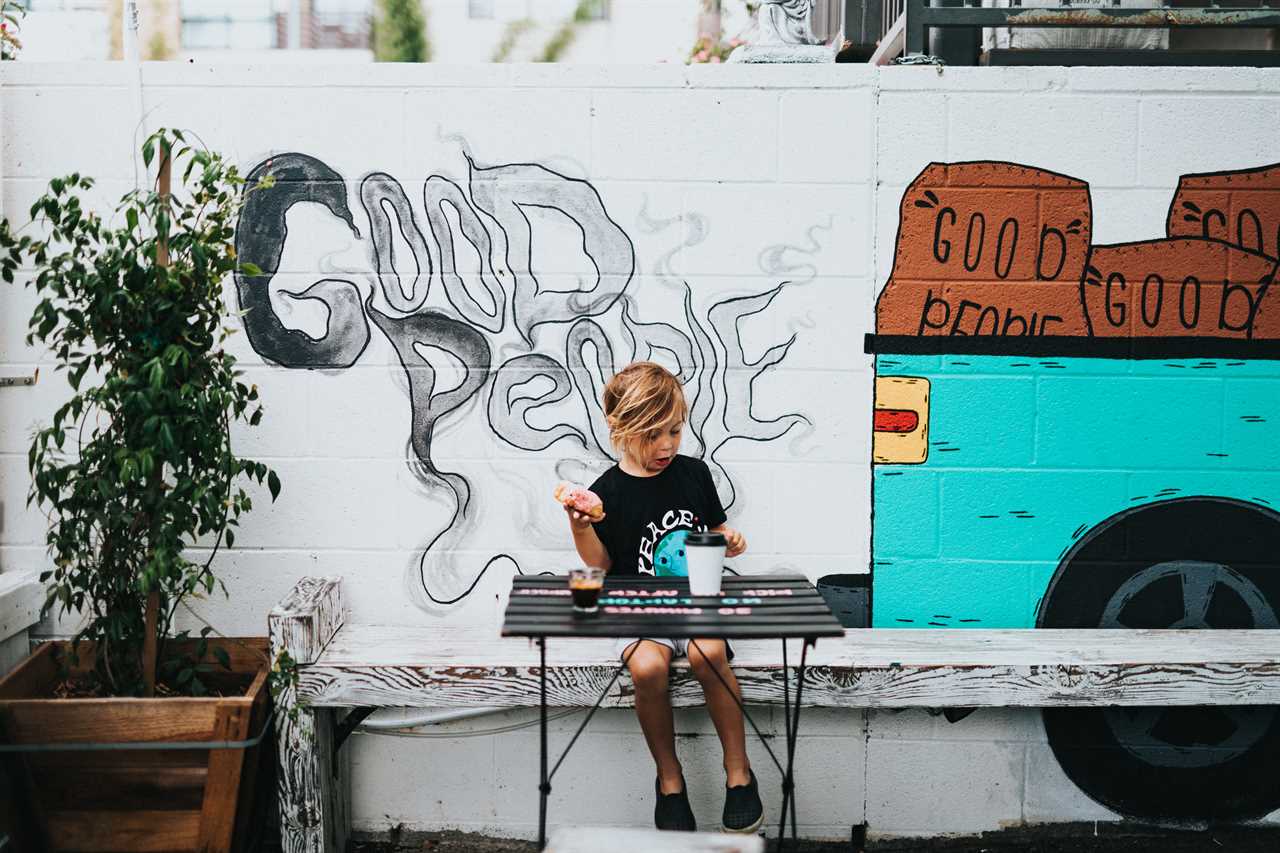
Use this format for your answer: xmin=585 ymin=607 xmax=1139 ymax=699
xmin=235 ymin=148 xmax=810 ymax=610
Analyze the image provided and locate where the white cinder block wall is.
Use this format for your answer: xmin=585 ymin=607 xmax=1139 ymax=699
xmin=2 ymin=63 xmax=1278 ymax=841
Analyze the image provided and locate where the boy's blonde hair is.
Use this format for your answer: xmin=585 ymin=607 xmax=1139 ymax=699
xmin=602 ymin=361 xmax=688 ymax=455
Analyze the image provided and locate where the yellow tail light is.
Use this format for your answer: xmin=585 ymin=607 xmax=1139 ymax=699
xmin=873 ymin=376 xmax=930 ymax=464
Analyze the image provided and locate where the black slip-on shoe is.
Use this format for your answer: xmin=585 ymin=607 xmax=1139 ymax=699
xmin=654 ymin=775 xmax=697 ymax=832
xmin=722 ymin=769 xmax=764 ymax=834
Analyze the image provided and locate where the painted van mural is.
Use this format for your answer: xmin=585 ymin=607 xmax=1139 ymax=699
xmin=867 ymin=162 xmax=1280 ymax=825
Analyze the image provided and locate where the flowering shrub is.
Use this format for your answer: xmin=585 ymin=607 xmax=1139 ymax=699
xmin=1 ymin=0 xmax=24 ymax=61
xmin=686 ymin=34 xmax=745 ymax=64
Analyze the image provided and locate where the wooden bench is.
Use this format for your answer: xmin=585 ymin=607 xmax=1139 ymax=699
xmin=269 ymin=576 xmax=1280 ymax=853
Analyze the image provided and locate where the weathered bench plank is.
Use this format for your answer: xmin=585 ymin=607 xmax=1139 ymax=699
xmin=547 ymin=827 xmax=763 ymax=853
xmin=296 ymin=624 xmax=1280 ymax=709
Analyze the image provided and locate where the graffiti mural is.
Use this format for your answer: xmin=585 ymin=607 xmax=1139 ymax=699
xmin=867 ymin=161 xmax=1280 ymax=824
xmin=234 ymin=148 xmax=811 ymax=610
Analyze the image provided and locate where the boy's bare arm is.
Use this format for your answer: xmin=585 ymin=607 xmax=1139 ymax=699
xmin=567 ymin=508 xmax=612 ymax=570
xmin=711 ymin=524 xmax=747 ymax=558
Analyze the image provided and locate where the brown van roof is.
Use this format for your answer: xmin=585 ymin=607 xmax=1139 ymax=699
xmin=874 ymin=161 xmax=1280 ymax=345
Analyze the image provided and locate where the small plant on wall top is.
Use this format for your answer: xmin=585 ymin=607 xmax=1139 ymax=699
xmin=1 ymin=0 xmax=25 ymax=60
xmin=537 ymin=0 xmax=605 ymax=62
xmin=372 ymin=0 xmax=431 ymax=62
xmin=0 ymin=128 xmax=280 ymax=698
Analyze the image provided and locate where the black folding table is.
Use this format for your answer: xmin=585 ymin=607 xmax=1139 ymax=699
xmin=501 ymin=572 xmax=844 ymax=851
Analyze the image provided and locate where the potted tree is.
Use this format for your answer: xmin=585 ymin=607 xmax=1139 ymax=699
xmin=0 ymin=129 xmax=281 ymax=852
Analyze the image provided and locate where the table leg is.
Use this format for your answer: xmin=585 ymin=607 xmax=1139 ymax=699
xmin=774 ymin=638 xmax=812 ymax=853
xmin=538 ymin=637 xmax=549 ymax=851
xmin=775 ymin=640 xmax=792 ymax=850
xmin=788 ymin=639 xmax=812 ymax=844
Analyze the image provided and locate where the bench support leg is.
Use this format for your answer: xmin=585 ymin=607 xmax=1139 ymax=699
xmin=277 ymin=690 xmax=350 ymax=853
xmin=270 ymin=577 xmax=349 ymax=853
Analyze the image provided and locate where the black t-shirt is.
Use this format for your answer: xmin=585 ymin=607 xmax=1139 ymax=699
xmin=589 ymin=455 xmax=727 ymax=577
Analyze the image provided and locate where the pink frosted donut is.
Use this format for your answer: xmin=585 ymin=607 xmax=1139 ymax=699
xmin=554 ymin=481 xmax=605 ymax=521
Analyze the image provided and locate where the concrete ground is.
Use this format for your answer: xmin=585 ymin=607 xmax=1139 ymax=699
xmin=348 ymin=823 xmax=1280 ymax=852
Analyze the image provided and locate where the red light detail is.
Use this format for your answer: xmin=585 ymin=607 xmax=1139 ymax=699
xmin=874 ymin=408 xmax=919 ymax=433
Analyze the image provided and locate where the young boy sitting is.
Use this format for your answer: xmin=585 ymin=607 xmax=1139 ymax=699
xmin=563 ymin=361 xmax=764 ymax=833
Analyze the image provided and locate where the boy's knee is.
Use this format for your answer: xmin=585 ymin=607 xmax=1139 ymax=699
xmin=627 ymin=645 xmax=671 ymax=691
xmin=688 ymin=640 xmax=727 ymax=675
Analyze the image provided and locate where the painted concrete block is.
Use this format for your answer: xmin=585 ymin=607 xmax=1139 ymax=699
xmin=946 ymin=95 xmax=1140 ymax=188
xmin=919 ymin=375 xmax=1036 ymax=468
xmin=1087 ymin=187 xmax=1190 ymax=246
xmin=674 ymin=183 xmax=870 ymax=279
xmin=1 ymin=87 xmax=135 ymax=180
xmin=404 ymin=88 xmax=593 ymax=177
xmin=1023 ymin=742 xmax=1121 ymax=824
xmin=864 ymin=737 xmax=1026 ymax=836
xmin=717 ymin=367 xmax=870 ymax=465
xmin=0 ymin=455 xmax=46 ymax=547
xmin=773 ymin=462 xmax=869 ymax=557
xmin=1138 ymin=98 xmax=1280 ymax=189
xmin=871 ymin=467 xmax=938 ymax=560
xmin=1069 ymin=67 xmax=1261 ymax=94
xmin=221 ymin=87 xmax=409 ymax=180
xmin=880 ymin=66 xmax=1067 ymax=94
xmin=778 ymin=88 xmax=875 ymax=186
xmin=1033 ymin=375 xmax=1225 ymax=470
xmin=874 ymin=95 xmax=947 ymax=186
xmin=590 ymin=90 xmax=778 ymax=183
xmin=937 ymin=471 xmax=1128 ymax=561
xmin=350 ymin=732 xmax=498 ymax=826
xmin=0 ymin=364 xmax=68 ymax=456
xmin=867 ymin=708 xmax=1045 ymax=744
xmin=872 ymin=560 xmax=1040 ymax=629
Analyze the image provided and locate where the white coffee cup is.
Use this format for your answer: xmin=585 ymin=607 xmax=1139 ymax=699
xmin=684 ymin=530 xmax=727 ymax=596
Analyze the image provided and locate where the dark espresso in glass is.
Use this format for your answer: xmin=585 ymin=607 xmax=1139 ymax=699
xmin=569 ymin=567 xmax=605 ymax=615
xmin=570 ymin=581 xmax=602 ymax=611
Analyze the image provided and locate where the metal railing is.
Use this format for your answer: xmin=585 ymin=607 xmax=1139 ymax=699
xmin=902 ymin=0 xmax=1280 ymax=58
xmin=308 ymin=11 xmax=371 ymax=49
xmin=883 ymin=0 xmax=906 ymax=39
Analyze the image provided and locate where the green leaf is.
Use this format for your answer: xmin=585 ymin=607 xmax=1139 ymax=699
xmin=224 ymin=528 xmax=235 ymax=548
xmin=267 ymin=470 xmax=281 ymax=501
xmin=213 ymin=647 xmax=231 ymax=669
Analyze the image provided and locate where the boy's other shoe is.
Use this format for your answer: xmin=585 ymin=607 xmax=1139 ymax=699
xmin=654 ymin=776 xmax=697 ymax=831
xmin=722 ymin=769 xmax=764 ymax=833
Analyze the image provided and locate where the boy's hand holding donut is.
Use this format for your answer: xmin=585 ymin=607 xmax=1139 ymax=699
xmin=555 ymin=481 xmax=605 ymax=530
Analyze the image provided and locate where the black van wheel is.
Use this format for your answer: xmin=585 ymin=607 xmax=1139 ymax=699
xmin=1037 ymin=498 xmax=1280 ymax=826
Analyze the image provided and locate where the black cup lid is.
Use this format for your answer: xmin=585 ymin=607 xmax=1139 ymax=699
xmin=685 ymin=530 xmax=727 ymax=547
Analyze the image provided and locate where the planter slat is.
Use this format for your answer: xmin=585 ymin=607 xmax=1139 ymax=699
xmin=46 ymin=809 xmax=202 ymax=851
xmin=32 ymin=749 xmax=208 ymax=769
xmin=2 ymin=699 xmax=224 ymax=743
xmin=231 ymin=668 xmax=272 ymax=852
xmin=30 ymin=764 xmax=207 ymax=810
xmin=199 ymin=703 xmax=250 ymax=851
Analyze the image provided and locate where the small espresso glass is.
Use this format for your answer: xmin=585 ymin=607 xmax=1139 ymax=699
xmin=569 ymin=566 xmax=605 ymax=615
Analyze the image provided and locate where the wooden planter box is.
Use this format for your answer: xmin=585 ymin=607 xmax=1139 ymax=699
xmin=0 ymin=638 xmax=273 ymax=853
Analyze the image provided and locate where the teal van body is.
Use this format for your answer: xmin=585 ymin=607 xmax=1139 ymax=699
xmin=871 ymin=353 xmax=1280 ymax=629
